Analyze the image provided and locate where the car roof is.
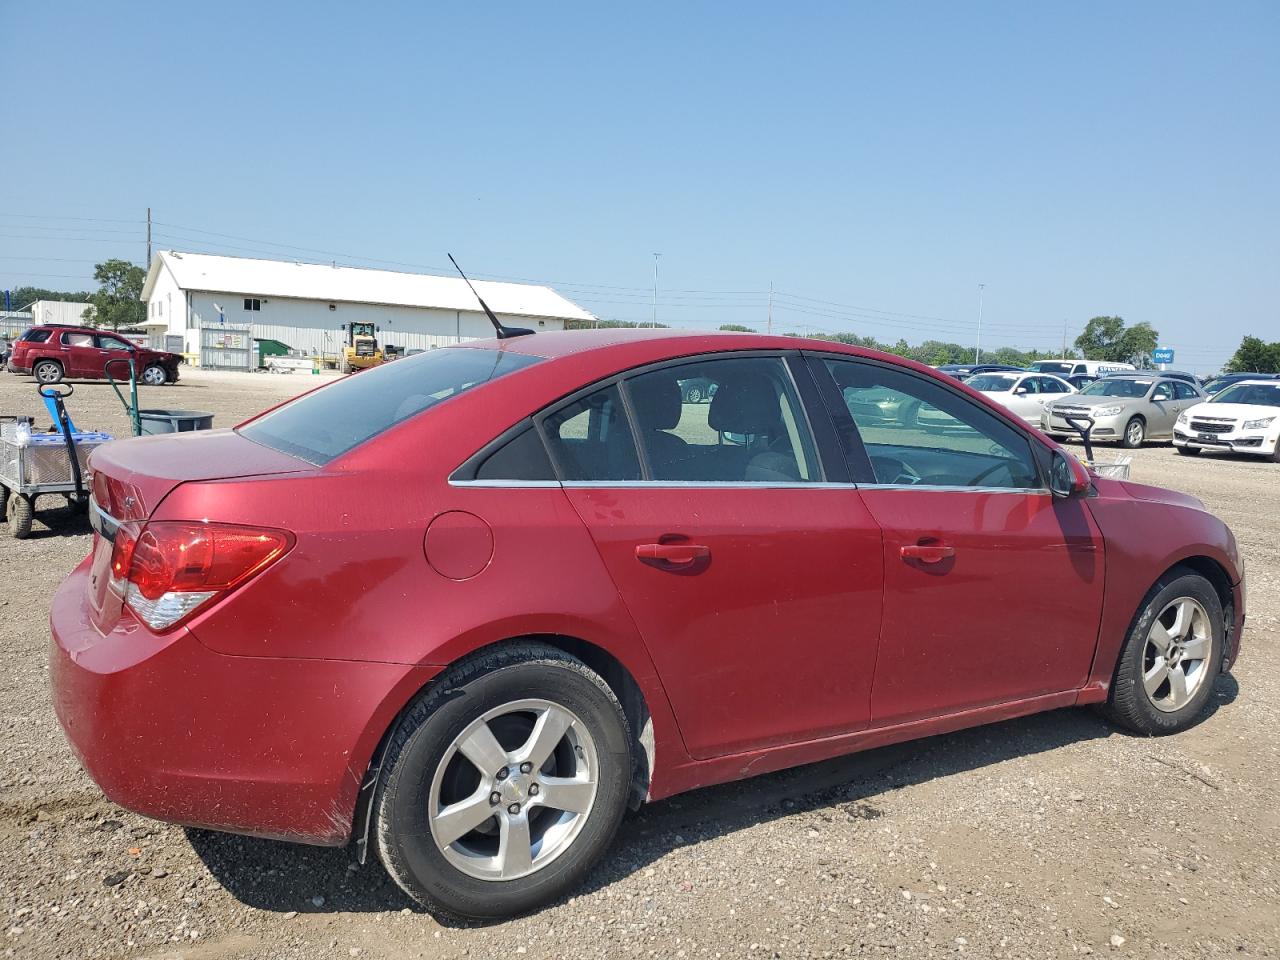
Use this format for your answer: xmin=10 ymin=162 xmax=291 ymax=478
xmin=458 ymin=328 xmax=901 ymax=365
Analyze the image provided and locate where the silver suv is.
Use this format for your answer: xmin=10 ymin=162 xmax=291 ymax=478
xmin=1042 ymin=374 xmax=1205 ymax=448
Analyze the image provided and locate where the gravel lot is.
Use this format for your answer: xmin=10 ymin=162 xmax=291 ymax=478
xmin=1 ymin=368 xmax=1277 ymax=960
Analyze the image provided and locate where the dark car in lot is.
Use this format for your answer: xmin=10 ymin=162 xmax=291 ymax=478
xmin=52 ymin=330 xmax=1244 ymax=920
xmin=8 ymin=324 xmax=181 ymax=385
xmin=1202 ymin=372 xmax=1280 ymax=397
xmin=935 ymin=362 xmax=1024 ymax=379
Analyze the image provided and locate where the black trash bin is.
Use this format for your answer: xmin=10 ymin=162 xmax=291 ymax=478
xmin=137 ymin=409 xmax=215 ymax=435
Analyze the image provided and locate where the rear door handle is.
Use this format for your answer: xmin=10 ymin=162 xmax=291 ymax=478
xmin=900 ymin=541 xmax=955 ymax=564
xmin=636 ymin=542 xmax=710 ymax=566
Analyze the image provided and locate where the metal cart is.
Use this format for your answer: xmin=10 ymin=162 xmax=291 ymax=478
xmin=1061 ymin=412 xmax=1132 ymax=480
xmin=1 ymin=385 xmax=113 ymax=539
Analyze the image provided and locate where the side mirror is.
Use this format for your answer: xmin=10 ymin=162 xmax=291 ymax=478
xmin=1013 ymin=386 xmax=1028 ymax=395
xmin=1049 ymin=449 xmax=1090 ymax=498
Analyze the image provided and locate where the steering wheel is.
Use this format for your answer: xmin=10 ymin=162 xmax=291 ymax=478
xmin=968 ymin=460 xmax=1014 ymax=488
xmin=871 ymin=454 xmax=922 ymax=486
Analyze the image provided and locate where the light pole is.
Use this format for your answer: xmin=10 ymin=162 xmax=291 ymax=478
xmin=974 ymin=283 xmax=985 ymax=363
xmin=651 ymin=253 xmax=661 ymax=328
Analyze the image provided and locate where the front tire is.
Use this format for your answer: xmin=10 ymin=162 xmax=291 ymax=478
xmin=1121 ymin=416 xmax=1146 ymax=448
xmin=1103 ymin=570 xmax=1223 ymax=735
xmin=375 ymin=643 xmax=631 ymax=921
xmin=141 ymin=364 xmax=168 ymax=386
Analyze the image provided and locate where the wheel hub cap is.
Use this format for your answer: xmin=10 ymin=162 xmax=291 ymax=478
xmin=1142 ymin=597 xmax=1211 ymax=713
xmin=428 ymin=698 xmax=599 ymax=881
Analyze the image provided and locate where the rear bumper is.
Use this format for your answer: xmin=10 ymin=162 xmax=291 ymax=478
xmin=50 ymin=560 xmax=440 ymax=845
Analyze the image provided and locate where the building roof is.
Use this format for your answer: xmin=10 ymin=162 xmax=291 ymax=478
xmin=141 ymin=251 xmax=595 ymax=322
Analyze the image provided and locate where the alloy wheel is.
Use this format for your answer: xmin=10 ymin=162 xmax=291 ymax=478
xmin=35 ymin=363 xmax=61 ymax=383
xmin=1142 ymin=597 xmax=1212 ymax=712
xmin=1126 ymin=419 xmax=1144 ymax=446
xmin=428 ymin=698 xmax=599 ymax=881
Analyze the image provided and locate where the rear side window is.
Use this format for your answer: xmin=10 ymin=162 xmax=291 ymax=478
xmin=541 ymin=384 xmax=641 ymax=481
xmin=240 ymin=347 xmax=542 ymax=464
xmin=19 ymin=329 xmax=52 ymax=343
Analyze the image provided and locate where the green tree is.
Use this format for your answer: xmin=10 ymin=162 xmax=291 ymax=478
xmin=718 ymin=323 xmax=756 ymax=332
xmin=1223 ymin=335 xmax=1280 ymax=374
xmin=1074 ymin=316 xmax=1159 ymax=364
xmin=82 ymin=260 xmax=146 ymax=330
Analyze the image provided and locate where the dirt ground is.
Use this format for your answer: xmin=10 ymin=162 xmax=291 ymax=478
xmin=1 ymin=368 xmax=1277 ymax=960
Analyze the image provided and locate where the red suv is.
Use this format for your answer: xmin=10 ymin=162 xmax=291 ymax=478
xmin=9 ymin=324 xmax=181 ymax=385
xmin=50 ymin=331 xmax=1244 ymax=920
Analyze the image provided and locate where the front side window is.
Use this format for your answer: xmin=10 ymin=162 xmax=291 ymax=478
xmin=1152 ymin=382 xmax=1175 ymax=401
xmin=824 ymin=359 xmax=1040 ymax=489
xmin=241 ymin=346 xmax=542 ymax=464
xmin=623 ymin=356 xmax=818 ymax=482
xmin=96 ymin=335 xmax=133 ymax=351
xmin=1037 ymin=377 xmax=1069 ymax=394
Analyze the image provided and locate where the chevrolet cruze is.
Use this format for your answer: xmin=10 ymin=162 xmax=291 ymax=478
xmin=51 ymin=331 xmax=1245 ymax=920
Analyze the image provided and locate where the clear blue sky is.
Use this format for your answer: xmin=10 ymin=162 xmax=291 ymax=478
xmin=3 ymin=1 xmax=1276 ymax=371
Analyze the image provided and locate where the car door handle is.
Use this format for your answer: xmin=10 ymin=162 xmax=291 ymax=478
xmin=635 ymin=542 xmax=710 ymax=566
xmin=900 ymin=541 xmax=955 ymax=564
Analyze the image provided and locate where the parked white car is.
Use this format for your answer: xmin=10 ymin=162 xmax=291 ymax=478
xmin=1173 ymin=379 xmax=1280 ymax=461
xmin=964 ymin=371 xmax=1076 ymax=423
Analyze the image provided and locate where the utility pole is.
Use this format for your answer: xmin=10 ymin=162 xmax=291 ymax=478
xmin=146 ymin=207 xmax=152 ymax=265
xmin=767 ymin=281 xmax=773 ymax=335
xmin=974 ymin=283 xmax=985 ymax=363
xmin=1061 ymin=318 xmax=1068 ymax=358
xmin=651 ymin=253 xmax=661 ymax=328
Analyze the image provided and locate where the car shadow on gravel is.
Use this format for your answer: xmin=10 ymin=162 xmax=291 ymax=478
xmin=187 ymin=675 xmax=1239 ymax=924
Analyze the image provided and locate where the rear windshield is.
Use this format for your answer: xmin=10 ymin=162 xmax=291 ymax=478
xmin=1080 ymin=379 xmax=1151 ymax=398
xmin=966 ymin=374 xmax=1018 ymax=392
xmin=240 ymin=347 xmax=542 ymax=464
xmin=1029 ymin=361 xmax=1073 ymax=375
xmin=19 ymin=329 xmax=52 ymax=343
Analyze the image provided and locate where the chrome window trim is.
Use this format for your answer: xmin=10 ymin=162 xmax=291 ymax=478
xmin=89 ymin=500 xmax=121 ymax=541
xmin=857 ymin=483 xmax=1049 ymax=495
xmin=447 ymin=478 xmax=1048 ymax=494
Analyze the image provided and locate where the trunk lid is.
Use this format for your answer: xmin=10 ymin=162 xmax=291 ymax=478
xmin=85 ymin=429 xmax=312 ymax=634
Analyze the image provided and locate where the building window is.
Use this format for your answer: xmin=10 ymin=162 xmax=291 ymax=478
xmin=244 ymin=298 xmax=262 ymax=311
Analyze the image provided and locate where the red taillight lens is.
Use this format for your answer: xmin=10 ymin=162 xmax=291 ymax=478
xmin=116 ymin=522 xmax=292 ymax=630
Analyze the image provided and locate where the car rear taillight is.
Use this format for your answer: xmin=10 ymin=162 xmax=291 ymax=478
xmin=92 ymin=471 xmax=149 ymax=521
xmin=109 ymin=521 xmax=292 ymax=631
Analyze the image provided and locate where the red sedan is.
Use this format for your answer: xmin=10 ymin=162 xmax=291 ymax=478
xmin=50 ymin=331 xmax=1245 ymax=920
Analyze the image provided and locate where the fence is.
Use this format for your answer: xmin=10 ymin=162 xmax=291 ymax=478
xmin=199 ymin=324 xmax=254 ymax=372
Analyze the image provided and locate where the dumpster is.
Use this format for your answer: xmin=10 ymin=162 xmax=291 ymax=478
xmin=138 ymin=409 xmax=215 ymax=435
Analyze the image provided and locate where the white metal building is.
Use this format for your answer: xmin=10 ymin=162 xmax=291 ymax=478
xmin=23 ymin=300 xmax=93 ymax=327
xmin=139 ymin=251 xmax=596 ymax=358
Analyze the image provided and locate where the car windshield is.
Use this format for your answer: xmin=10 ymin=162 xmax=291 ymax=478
xmin=1030 ymin=361 xmax=1073 ymax=375
xmin=1079 ymin=379 xmax=1151 ymax=398
xmin=966 ymin=374 xmax=1018 ymax=392
xmin=240 ymin=347 xmax=543 ymax=464
xmin=1213 ymin=383 xmax=1280 ymax=407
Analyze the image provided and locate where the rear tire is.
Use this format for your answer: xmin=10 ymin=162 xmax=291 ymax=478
xmin=1102 ymin=570 xmax=1223 ymax=735
xmin=1176 ymin=445 xmax=1201 ymax=456
xmin=33 ymin=360 xmax=63 ymax=384
xmin=374 ymin=643 xmax=631 ymax=921
xmin=1121 ymin=416 xmax=1146 ymax=448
